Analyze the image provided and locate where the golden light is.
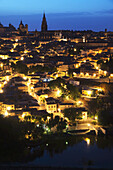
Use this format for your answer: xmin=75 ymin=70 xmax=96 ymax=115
xmin=84 ymin=138 xmax=90 ymax=145
xmin=27 ymin=82 xmax=30 ymax=86
xmin=80 ymin=72 xmax=84 ymax=76
xmin=13 ymin=44 xmax=16 ymax=48
xmin=15 ymin=39 xmax=18 ymax=42
xmin=110 ymin=74 xmax=113 ymax=78
xmin=104 ymin=71 xmax=107 ymax=75
xmin=31 ymin=86 xmax=34 ymax=90
xmin=4 ymin=111 xmax=9 ymax=117
xmin=56 ymin=74 xmax=58 ymax=78
xmin=22 ymin=113 xmax=25 ymax=118
xmin=0 ymin=63 xmax=3 ymax=68
xmin=87 ymin=123 xmax=90 ymax=127
xmin=7 ymin=106 xmax=11 ymax=111
xmin=6 ymin=76 xmax=9 ymax=81
xmin=99 ymin=50 xmax=102 ymax=54
xmin=0 ymin=89 xmax=3 ymax=93
xmin=24 ymin=50 xmax=28 ymax=54
xmin=57 ymin=89 xmax=61 ymax=96
xmin=58 ymin=108 xmax=60 ymax=112
xmin=73 ymin=72 xmax=77 ymax=75
xmin=4 ymin=81 xmax=7 ymax=85
xmin=93 ymin=73 xmax=96 ymax=77
xmin=77 ymin=100 xmax=82 ymax=106
xmin=87 ymin=90 xmax=92 ymax=96
xmin=20 ymin=57 xmax=24 ymax=61
xmin=10 ymin=49 xmax=14 ymax=52
xmin=0 ymin=83 xmax=2 ymax=88
xmin=99 ymin=69 xmax=101 ymax=72
xmin=66 ymin=96 xmax=69 ymax=100
xmin=95 ymin=116 xmax=98 ymax=120
xmin=23 ymin=76 xmax=27 ymax=80
xmin=86 ymin=73 xmax=89 ymax=77
xmin=97 ymin=88 xmax=102 ymax=92
xmin=82 ymin=115 xmax=85 ymax=119
xmin=74 ymin=48 xmax=76 ymax=52
xmin=32 ymin=72 xmax=35 ymax=74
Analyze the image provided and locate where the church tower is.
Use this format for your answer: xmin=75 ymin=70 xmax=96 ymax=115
xmin=41 ymin=13 xmax=48 ymax=32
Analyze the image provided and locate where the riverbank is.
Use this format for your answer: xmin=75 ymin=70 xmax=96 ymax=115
xmin=0 ymin=165 xmax=106 ymax=170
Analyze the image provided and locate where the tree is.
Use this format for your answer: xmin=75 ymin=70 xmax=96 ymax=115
xmin=67 ymin=83 xmax=81 ymax=100
xmin=98 ymin=108 xmax=113 ymax=125
xmin=57 ymin=120 xmax=67 ymax=132
xmin=14 ymin=61 xmax=28 ymax=75
xmin=63 ymin=108 xmax=80 ymax=121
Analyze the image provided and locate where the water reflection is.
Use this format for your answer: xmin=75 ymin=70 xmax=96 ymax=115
xmin=1 ymin=135 xmax=113 ymax=168
xmin=84 ymin=138 xmax=90 ymax=146
xmin=27 ymin=135 xmax=113 ymax=168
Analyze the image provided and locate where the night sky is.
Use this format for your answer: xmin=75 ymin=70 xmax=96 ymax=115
xmin=0 ymin=0 xmax=113 ymax=31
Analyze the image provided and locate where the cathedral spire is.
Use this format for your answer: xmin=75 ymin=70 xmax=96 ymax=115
xmin=41 ymin=13 xmax=48 ymax=32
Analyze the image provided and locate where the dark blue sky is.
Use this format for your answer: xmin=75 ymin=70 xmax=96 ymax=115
xmin=0 ymin=0 xmax=113 ymax=31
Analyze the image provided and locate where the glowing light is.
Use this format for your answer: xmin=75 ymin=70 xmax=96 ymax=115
xmin=10 ymin=49 xmax=14 ymax=52
xmin=95 ymin=116 xmax=98 ymax=120
xmin=27 ymin=82 xmax=30 ymax=86
xmin=4 ymin=111 xmax=9 ymax=117
xmin=93 ymin=73 xmax=96 ymax=77
xmin=66 ymin=96 xmax=69 ymax=100
xmin=104 ymin=71 xmax=107 ymax=75
xmin=6 ymin=76 xmax=9 ymax=81
xmin=110 ymin=74 xmax=113 ymax=78
xmin=0 ymin=89 xmax=3 ymax=93
xmin=20 ymin=57 xmax=24 ymax=61
xmin=15 ymin=39 xmax=18 ymax=42
xmin=7 ymin=106 xmax=11 ymax=111
xmin=74 ymin=48 xmax=76 ymax=52
xmin=58 ymin=108 xmax=60 ymax=112
xmin=31 ymin=86 xmax=34 ymax=90
xmin=57 ymin=89 xmax=61 ymax=96
xmin=86 ymin=73 xmax=89 ymax=77
xmin=87 ymin=123 xmax=90 ymax=127
xmin=56 ymin=74 xmax=58 ymax=78
xmin=66 ymin=142 xmax=68 ymax=145
xmin=4 ymin=81 xmax=7 ymax=85
xmin=83 ymin=115 xmax=85 ymax=119
xmin=77 ymin=100 xmax=82 ymax=106
xmin=0 ymin=63 xmax=3 ymax=68
xmin=84 ymin=138 xmax=90 ymax=145
xmin=24 ymin=50 xmax=28 ymax=54
xmin=80 ymin=72 xmax=84 ymax=76
xmin=87 ymin=90 xmax=92 ymax=96
xmin=23 ymin=76 xmax=27 ymax=80
xmin=22 ymin=113 xmax=25 ymax=118
xmin=13 ymin=44 xmax=17 ymax=48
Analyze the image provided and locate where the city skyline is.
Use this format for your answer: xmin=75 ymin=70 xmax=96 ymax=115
xmin=0 ymin=13 xmax=113 ymax=32
xmin=0 ymin=0 xmax=113 ymax=31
